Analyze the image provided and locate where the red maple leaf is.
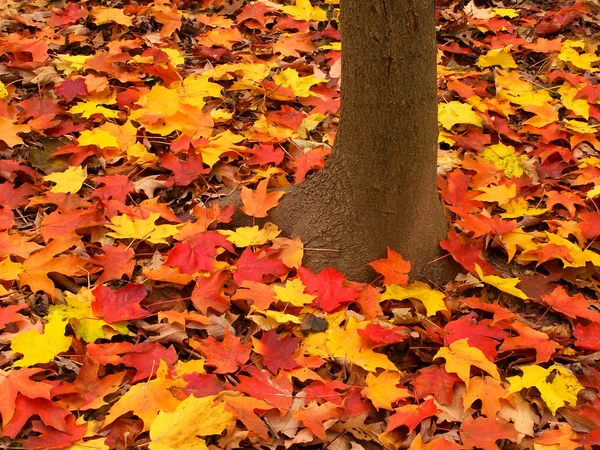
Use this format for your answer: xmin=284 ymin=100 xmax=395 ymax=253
xmin=233 ymin=365 xmax=293 ymax=410
xmin=92 ymin=283 xmax=148 ymax=323
xmin=233 ymin=248 xmax=288 ymax=285
xmin=368 ymin=247 xmax=411 ymax=285
xmin=297 ymin=266 xmax=359 ymax=313
xmin=252 ymin=330 xmax=299 ymax=373
xmin=193 ymin=329 xmax=251 ymax=374
xmin=385 ymin=398 xmax=437 ymax=433
xmin=542 ymin=286 xmax=600 ymax=322
xmin=460 ymin=416 xmax=518 ymax=450
xmin=411 ymin=366 xmax=460 ymax=405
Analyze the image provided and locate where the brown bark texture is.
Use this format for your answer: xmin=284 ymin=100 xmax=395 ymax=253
xmin=233 ymin=0 xmax=455 ymax=284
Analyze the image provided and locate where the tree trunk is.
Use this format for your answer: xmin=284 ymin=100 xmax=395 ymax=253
xmin=265 ymin=0 xmax=455 ymax=284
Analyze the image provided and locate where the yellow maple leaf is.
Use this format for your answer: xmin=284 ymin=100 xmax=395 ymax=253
xmin=562 ymin=119 xmax=599 ymax=134
xmin=198 ymin=130 xmax=246 ymax=167
xmin=219 ymin=222 xmax=281 ymax=247
xmin=272 ymin=68 xmax=326 ymax=98
xmin=490 ymin=8 xmax=520 ymax=18
xmin=438 ymin=101 xmax=483 ymax=129
xmin=43 ymin=166 xmax=88 ymax=194
xmin=476 ymin=46 xmax=518 ymax=69
xmin=507 ymin=364 xmax=583 ymax=414
xmin=251 ymin=310 xmax=303 ymax=330
xmin=69 ymin=95 xmax=119 ymax=119
xmin=281 ymin=0 xmax=328 ymax=22
xmin=49 ymin=288 xmax=128 ymax=343
xmin=149 ymin=395 xmax=235 ymax=450
xmin=0 ymin=257 xmax=24 ymax=281
xmin=362 ymin=371 xmax=412 ymax=410
xmin=91 ymin=6 xmax=133 ymax=26
xmin=494 ymin=68 xmax=553 ymax=107
xmin=0 ymin=81 xmax=8 ymax=99
xmin=10 ymin=313 xmax=73 ymax=367
xmin=98 ymin=120 xmax=138 ymax=151
xmin=558 ymin=83 xmax=589 ymax=119
xmin=273 ymin=279 xmax=316 ymax=307
xmin=499 ymin=198 xmax=548 ymax=219
xmin=63 ymin=438 xmax=110 ymax=450
xmin=544 ymin=232 xmax=600 ymax=268
xmin=303 ymin=318 xmax=398 ymax=372
xmin=558 ymin=39 xmax=600 ymax=73
xmin=380 ymin=281 xmax=447 ymax=316
xmin=474 ymin=264 xmax=528 ymax=299
xmin=434 ymin=339 xmax=500 ymax=388
xmin=474 ymin=184 xmax=517 ymax=204
xmin=103 ymin=361 xmax=182 ymax=432
xmin=178 ymin=75 xmax=222 ymax=108
xmin=481 ymin=142 xmax=526 ymax=178
xmin=106 ymin=213 xmax=182 ymax=245
xmin=127 ymin=142 xmax=159 ymax=165
xmin=499 ymin=227 xmax=539 ymax=261
xmin=78 ymin=129 xmax=120 ymax=149
xmin=54 ymin=54 xmax=91 ymax=75
xmin=131 ymin=85 xmax=181 ymax=121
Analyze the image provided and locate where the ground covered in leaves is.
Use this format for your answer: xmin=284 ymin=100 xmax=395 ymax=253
xmin=0 ymin=0 xmax=600 ymax=448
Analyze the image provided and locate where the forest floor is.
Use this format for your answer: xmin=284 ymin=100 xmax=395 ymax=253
xmin=0 ymin=0 xmax=600 ymax=449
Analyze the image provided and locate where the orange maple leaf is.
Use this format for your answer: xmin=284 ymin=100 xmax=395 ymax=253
xmin=240 ymin=179 xmax=285 ymax=218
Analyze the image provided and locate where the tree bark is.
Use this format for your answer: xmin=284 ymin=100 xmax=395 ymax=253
xmin=224 ymin=0 xmax=456 ymax=284
xmin=263 ymin=0 xmax=456 ymax=284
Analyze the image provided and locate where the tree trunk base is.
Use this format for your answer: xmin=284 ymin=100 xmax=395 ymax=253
xmin=222 ymin=168 xmax=459 ymax=286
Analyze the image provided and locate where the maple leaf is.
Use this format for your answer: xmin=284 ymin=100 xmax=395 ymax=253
xmin=477 ymin=46 xmax=518 ymax=69
xmin=498 ymin=320 xmax=559 ymax=364
xmin=252 ymin=330 xmax=299 ymax=373
xmin=273 ymin=278 xmax=315 ymax=307
xmin=92 ymin=283 xmax=148 ymax=323
xmin=91 ymin=6 xmax=133 ymax=26
xmin=462 ymin=376 xmax=508 ymax=417
xmin=361 ymin=371 xmax=412 ymax=410
xmin=357 ymin=323 xmax=408 ymax=347
xmin=541 ymin=285 xmax=600 ymax=322
xmin=10 ymin=313 xmax=73 ymax=367
xmin=192 ymin=329 xmax=251 ymax=374
xmin=49 ymin=288 xmax=128 ymax=342
xmin=106 ymin=213 xmax=181 ymax=245
xmin=219 ymin=222 xmax=281 ymax=247
xmin=149 ymin=395 xmax=235 ymax=450
xmin=460 ymin=416 xmax=519 ymax=450
xmin=89 ymin=243 xmax=136 ymax=284
xmin=434 ymin=338 xmax=500 ymax=388
xmin=52 ymin=357 xmax=125 ymax=411
xmin=281 ymin=0 xmax=328 ymax=22
xmin=102 ymin=361 xmax=182 ymax=432
xmin=507 ymin=364 xmax=583 ymax=414
xmin=411 ymin=365 xmax=460 ymax=405
xmin=233 ymin=365 xmax=294 ymax=411
xmin=381 ymin=281 xmax=447 ymax=316
xmin=303 ymin=317 xmax=398 ymax=372
xmin=0 ymin=117 xmax=31 ymax=147
xmin=240 ymin=179 xmax=285 ymax=218
xmin=294 ymin=401 xmax=343 ymax=441
xmin=42 ymin=166 xmax=88 ymax=194
xmin=368 ymin=247 xmax=411 ymax=285
xmin=0 ymin=368 xmax=53 ymax=426
xmin=385 ymin=398 xmax=438 ymax=434
xmin=297 ymin=266 xmax=359 ymax=312
xmin=438 ymin=101 xmax=483 ymax=129
xmin=475 ymin=264 xmax=528 ymax=299
xmin=191 ymin=270 xmax=230 ymax=315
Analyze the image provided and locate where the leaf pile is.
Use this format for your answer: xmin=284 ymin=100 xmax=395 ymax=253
xmin=0 ymin=0 xmax=599 ymax=449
